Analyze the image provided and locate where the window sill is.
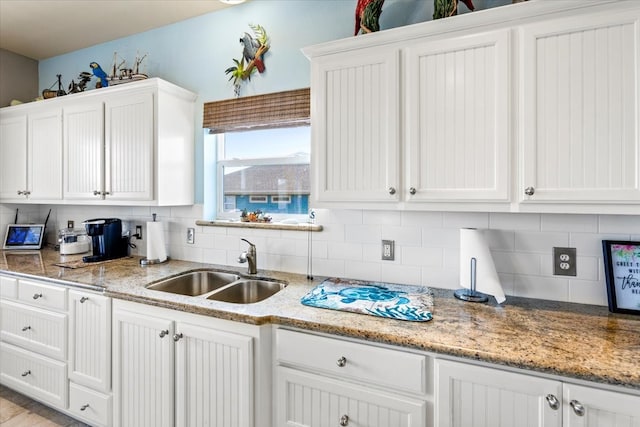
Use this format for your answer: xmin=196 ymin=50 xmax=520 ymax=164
xmin=196 ymin=220 xmax=323 ymax=232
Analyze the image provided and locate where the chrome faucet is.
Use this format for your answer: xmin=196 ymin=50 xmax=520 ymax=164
xmin=238 ymin=238 xmax=257 ymax=274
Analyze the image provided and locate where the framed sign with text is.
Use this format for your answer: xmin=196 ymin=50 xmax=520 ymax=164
xmin=602 ymin=240 xmax=640 ymax=315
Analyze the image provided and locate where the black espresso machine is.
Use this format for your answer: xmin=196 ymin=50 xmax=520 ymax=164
xmin=82 ymin=218 xmax=129 ymax=263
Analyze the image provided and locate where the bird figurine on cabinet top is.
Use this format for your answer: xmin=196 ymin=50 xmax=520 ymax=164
xmin=433 ymin=0 xmax=475 ymax=19
xmin=355 ymin=0 xmax=385 ymax=36
xmin=240 ymin=32 xmax=265 ymax=73
xmin=89 ymin=62 xmax=109 ymax=88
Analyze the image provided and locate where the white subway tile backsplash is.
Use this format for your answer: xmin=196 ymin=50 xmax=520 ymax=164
xmin=599 ymin=215 xmax=640 ymax=234
xmin=345 ymin=224 xmax=381 ymax=244
xmin=541 ymin=214 xmax=598 ymax=233
xmin=382 ymin=225 xmax=422 ymax=246
xmin=513 ymin=276 xmax=569 ymax=301
xmin=401 ymin=211 xmax=443 ymax=227
xmin=401 ymin=247 xmax=443 ymax=268
xmin=381 ymin=264 xmax=421 ymax=286
xmin=363 ymin=210 xmax=401 ymax=226
xmin=442 ymin=212 xmax=489 ymax=229
xmin=493 ymin=252 xmax=541 ymax=275
xmin=489 ymin=213 xmax=541 ymax=231
xmin=568 ymin=279 xmax=608 ymax=306
xmin=422 ymin=228 xmax=459 ymax=248
xmin=484 ymin=229 xmax=515 ymax=251
xmin=569 ymin=233 xmax=629 ymax=257
xmin=327 ymin=241 xmax=363 ymax=261
xmin=345 ymin=262 xmax=381 ymax=282
xmin=514 ymin=231 xmax=568 ymax=253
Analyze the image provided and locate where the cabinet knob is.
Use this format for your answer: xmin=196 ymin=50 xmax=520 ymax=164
xmin=159 ymin=330 xmax=169 ymax=338
xmin=17 ymin=190 xmax=23 ymax=195
xmin=21 ymin=325 xmax=31 ymax=332
xmin=21 ymin=370 xmax=31 ymax=377
xmin=524 ymin=187 xmax=535 ymax=196
xmin=80 ymin=296 xmax=89 ymax=303
xmin=339 ymin=415 xmax=349 ymax=426
xmin=388 ymin=187 xmax=396 ymax=195
xmin=80 ymin=404 xmax=90 ymax=411
xmin=173 ymin=333 xmax=184 ymax=342
xmin=336 ymin=356 xmax=347 ymax=367
xmin=103 ymin=191 xmax=110 ymax=196
xmin=545 ymin=394 xmax=559 ymax=410
xmin=93 ymin=190 xmax=101 ymax=196
xmin=32 ymin=293 xmax=43 ymax=300
xmin=409 ymin=187 xmax=417 ymax=195
xmin=570 ymin=400 xmax=585 ymax=417
xmin=24 ymin=190 xmax=30 ymax=195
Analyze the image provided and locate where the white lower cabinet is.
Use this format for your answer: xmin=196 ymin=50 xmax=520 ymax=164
xmin=435 ymin=359 xmax=640 ymax=427
xmin=112 ymin=299 xmax=267 ymax=427
xmin=274 ymin=328 xmax=430 ymax=427
xmin=69 ymin=382 xmax=112 ymax=427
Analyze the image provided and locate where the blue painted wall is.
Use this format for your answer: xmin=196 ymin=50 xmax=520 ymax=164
xmin=38 ymin=0 xmax=511 ymax=205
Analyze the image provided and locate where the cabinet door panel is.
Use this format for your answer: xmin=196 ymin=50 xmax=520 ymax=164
xmin=405 ymin=29 xmax=510 ymax=202
xmin=175 ymin=322 xmax=253 ymax=427
xmin=435 ymin=359 xmax=562 ymax=427
xmin=63 ymin=102 xmax=104 ymax=199
xmin=28 ymin=109 xmax=62 ymax=200
xmin=520 ymin=11 xmax=640 ymax=203
xmin=564 ymin=383 xmax=640 ymax=427
xmin=113 ymin=309 xmax=174 ymax=427
xmin=105 ymin=91 xmax=154 ymax=201
xmin=0 ymin=114 xmax=27 ymax=200
xmin=312 ymin=48 xmax=400 ymax=204
xmin=69 ymin=291 xmax=111 ymax=392
xmin=276 ymin=366 xmax=426 ymax=427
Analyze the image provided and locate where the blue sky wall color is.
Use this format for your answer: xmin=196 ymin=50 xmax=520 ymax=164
xmin=38 ymin=0 xmax=511 ymax=206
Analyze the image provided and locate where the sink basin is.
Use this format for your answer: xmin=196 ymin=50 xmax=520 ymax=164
xmin=146 ymin=271 xmax=240 ymax=296
xmin=207 ymin=280 xmax=286 ymax=304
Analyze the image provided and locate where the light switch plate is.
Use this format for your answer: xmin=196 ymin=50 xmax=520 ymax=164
xmin=553 ymin=247 xmax=576 ymax=276
xmin=187 ymin=228 xmax=195 ymax=244
xmin=382 ymin=240 xmax=394 ymax=261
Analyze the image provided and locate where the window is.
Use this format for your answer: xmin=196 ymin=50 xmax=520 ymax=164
xmin=213 ymin=126 xmax=310 ymax=219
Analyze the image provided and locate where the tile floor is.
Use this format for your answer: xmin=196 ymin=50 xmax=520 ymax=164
xmin=0 ymin=384 xmax=88 ymax=426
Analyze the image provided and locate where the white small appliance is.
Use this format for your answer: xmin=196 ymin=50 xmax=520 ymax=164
xmin=58 ymin=228 xmax=91 ymax=255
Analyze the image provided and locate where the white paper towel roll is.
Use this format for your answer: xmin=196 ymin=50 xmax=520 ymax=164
xmin=459 ymin=228 xmax=506 ymax=304
xmin=146 ymin=221 xmax=167 ymax=262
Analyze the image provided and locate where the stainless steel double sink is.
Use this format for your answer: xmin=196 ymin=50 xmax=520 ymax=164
xmin=145 ymin=270 xmax=286 ymax=304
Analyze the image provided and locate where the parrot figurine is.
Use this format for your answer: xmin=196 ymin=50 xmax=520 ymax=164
xmin=240 ymin=32 xmax=265 ymax=73
xmin=89 ymin=62 xmax=109 ymax=87
xmin=433 ymin=0 xmax=475 ymax=20
xmin=355 ymin=0 xmax=385 ymax=36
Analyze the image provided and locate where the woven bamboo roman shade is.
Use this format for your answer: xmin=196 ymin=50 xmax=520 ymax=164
xmin=203 ymin=88 xmax=310 ymax=133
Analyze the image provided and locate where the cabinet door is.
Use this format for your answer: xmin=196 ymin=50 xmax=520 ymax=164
xmin=435 ymin=359 xmax=562 ymax=427
xmin=113 ymin=308 xmax=174 ymax=427
xmin=68 ymin=291 xmax=111 ymax=392
xmin=276 ymin=366 xmax=426 ymax=427
xmin=63 ymin=101 xmax=104 ymax=200
xmin=311 ymin=48 xmax=400 ymax=205
xmin=564 ymin=383 xmax=640 ymax=427
xmin=0 ymin=114 xmax=27 ymax=200
xmin=175 ymin=322 xmax=253 ymax=427
xmin=405 ymin=29 xmax=511 ymax=203
xmin=104 ymin=91 xmax=154 ymax=201
xmin=520 ymin=10 xmax=640 ymax=204
xmin=28 ymin=108 xmax=62 ymax=200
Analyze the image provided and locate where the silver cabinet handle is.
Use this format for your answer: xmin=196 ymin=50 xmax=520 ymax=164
xmin=80 ymin=404 xmax=90 ymax=411
xmin=32 ymin=293 xmax=43 ymax=300
xmin=570 ymin=400 xmax=585 ymax=416
xmin=388 ymin=187 xmax=396 ymax=195
xmin=21 ymin=370 xmax=31 ymax=377
xmin=339 ymin=415 xmax=349 ymax=426
xmin=24 ymin=191 xmax=30 ymax=195
xmin=103 ymin=191 xmax=110 ymax=196
xmin=93 ymin=190 xmax=102 ymax=196
xmin=524 ymin=187 xmax=535 ymax=196
xmin=545 ymin=394 xmax=559 ymax=410
xmin=409 ymin=187 xmax=416 ymax=195
xmin=21 ymin=326 xmax=31 ymax=332
xmin=336 ymin=356 xmax=347 ymax=367
xmin=173 ymin=333 xmax=183 ymax=342
xmin=80 ymin=296 xmax=89 ymax=303
xmin=17 ymin=190 xmax=24 ymax=195
xmin=159 ymin=330 xmax=169 ymax=338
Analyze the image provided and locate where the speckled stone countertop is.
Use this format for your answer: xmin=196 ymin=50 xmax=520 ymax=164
xmin=1 ymin=249 xmax=639 ymax=392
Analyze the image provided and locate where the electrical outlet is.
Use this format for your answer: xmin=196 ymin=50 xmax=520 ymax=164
xmin=67 ymin=220 xmax=74 ymax=229
xmin=187 ymin=228 xmax=195 ymax=244
xmin=135 ymin=225 xmax=143 ymax=240
xmin=553 ymin=247 xmax=576 ymax=276
xmin=382 ymin=240 xmax=394 ymax=261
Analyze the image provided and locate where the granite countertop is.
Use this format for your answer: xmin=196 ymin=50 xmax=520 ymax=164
xmin=1 ymin=249 xmax=639 ymax=392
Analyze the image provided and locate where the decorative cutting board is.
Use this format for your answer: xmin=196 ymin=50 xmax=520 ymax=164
xmin=301 ymin=278 xmax=433 ymax=322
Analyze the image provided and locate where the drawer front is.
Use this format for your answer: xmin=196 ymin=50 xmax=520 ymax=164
xmin=69 ymin=382 xmax=112 ymax=427
xmin=18 ymin=279 xmax=67 ymax=311
xmin=276 ymin=328 xmax=427 ymax=394
xmin=0 ymin=275 xmax=18 ymax=299
xmin=0 ymin=342 xmax=67 ymax=409
xmin=276 ymin=366 xmax=427 ymax=427
xmin=0 ymin=300 xmax=67 ymax=360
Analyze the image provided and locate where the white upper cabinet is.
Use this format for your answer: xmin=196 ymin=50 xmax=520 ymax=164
xmin=519 ymin=7 xmax=640 ymax=211
xmin=405 ymin=28 xmax=511 ymax=204
xmin=1 ymin=78 xmax=196 ymax=206
xmin=310 ymin=47 xmax=400 ymax=205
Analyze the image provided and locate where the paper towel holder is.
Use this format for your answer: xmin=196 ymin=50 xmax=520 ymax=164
xmin=140 ymin=256 xmax=170 ymax=266
xmin=454 ymin=257 xmax=489 ymax=303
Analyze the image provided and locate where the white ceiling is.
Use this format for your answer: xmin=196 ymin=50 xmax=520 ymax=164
xmin=0 ymin=0 xmax=241 ymax=60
